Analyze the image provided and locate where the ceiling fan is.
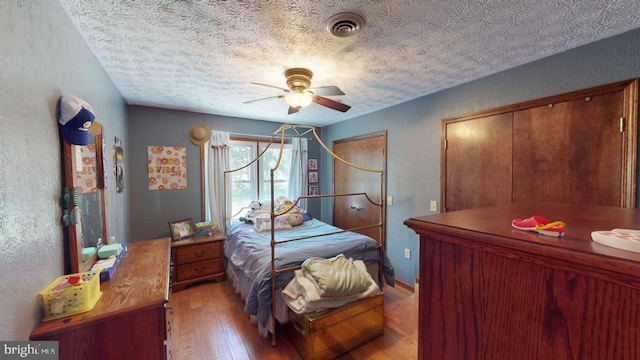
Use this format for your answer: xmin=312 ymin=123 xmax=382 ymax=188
xmin=244 ymin=68 xmax=351 ymax=115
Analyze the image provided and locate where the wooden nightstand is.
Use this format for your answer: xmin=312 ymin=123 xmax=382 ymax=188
xmin=171 ymin=232 xmax=225 ymax=292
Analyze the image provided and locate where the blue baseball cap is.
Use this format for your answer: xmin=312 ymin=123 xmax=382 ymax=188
xmin=58 ymin=95 xmax=95 ymax=145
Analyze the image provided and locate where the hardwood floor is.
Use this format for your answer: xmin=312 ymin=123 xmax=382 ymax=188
xmin=169 ymin=280 xmax=418 ymax=359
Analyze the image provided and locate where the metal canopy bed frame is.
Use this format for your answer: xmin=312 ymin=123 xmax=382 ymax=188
xmin=224 ymin=124 xmax=388 ymax=346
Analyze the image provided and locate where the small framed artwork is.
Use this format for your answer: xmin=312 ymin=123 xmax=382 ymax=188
xmin=309 ymin=171 xmax=318 ymax=183
xmin=168 ymin=218 xmax=196 ymax=241
xmin=308 ymin=158 xmax=318 ymax=170
xmin=309 ymin=185 xmax=319 ymax=195
xmin=114 ymin=136 xmax=124 ymax=193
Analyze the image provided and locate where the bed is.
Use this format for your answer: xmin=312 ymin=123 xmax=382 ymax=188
xmin=223 ymin=124 xmax=394 ymax=345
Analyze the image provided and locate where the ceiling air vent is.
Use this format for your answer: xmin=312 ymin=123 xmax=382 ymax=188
xmin=327 ymin=12 xmax=365 ymax=38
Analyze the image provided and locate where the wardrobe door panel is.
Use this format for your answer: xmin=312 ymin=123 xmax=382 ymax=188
xmin=444 ymin=113 xmax=513 ymax=212
xmin=513 ymin=92 xmax=624 ymax=206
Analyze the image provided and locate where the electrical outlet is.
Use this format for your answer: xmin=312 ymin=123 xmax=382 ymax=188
xmin=387 ymin=196 xmax=393 ymax=206
xmin=404 ymin=248 xmax=411 ymax=259
xmin=430 ymin=200 xmax=438 ymax=212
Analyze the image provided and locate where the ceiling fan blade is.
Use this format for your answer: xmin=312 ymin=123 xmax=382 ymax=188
xmin=308 ymin=86 xmax=345 ymax=96
xmin=251 ymin=82 xmax=290 ymax=92
xmin=243 ymin=95 xmax=284 ymax=104
xmin=312 ymin=95 xmax=351 ymax=112
xmin=288 ymin=106 xmax=299 ymax=115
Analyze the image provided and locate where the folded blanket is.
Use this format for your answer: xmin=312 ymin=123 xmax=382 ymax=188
xmin=301 ymin=254 xmax=371 ymax=297
xmin=282 ymin=259 xmax=381 ymax=314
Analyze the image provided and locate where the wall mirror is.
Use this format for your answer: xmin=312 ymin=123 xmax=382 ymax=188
xmin=63 ymin=121 xmax=108 ymax=273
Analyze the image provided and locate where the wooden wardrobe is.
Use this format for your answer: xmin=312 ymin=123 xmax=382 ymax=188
xmin=441 ymin=79 xmax=638 ymax=212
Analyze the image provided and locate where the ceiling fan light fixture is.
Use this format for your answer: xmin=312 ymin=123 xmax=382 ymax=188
xmin=247 ymin=67 xmax=349 ymax=113
xmin=285 ymin=90 xmax=313 ymax=109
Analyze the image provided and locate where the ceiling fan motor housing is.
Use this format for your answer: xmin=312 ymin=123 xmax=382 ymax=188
xmin=247 ymin=67 xmax=350 ymax=113
xmin=285 ymin=68 xmax=313 ymax=90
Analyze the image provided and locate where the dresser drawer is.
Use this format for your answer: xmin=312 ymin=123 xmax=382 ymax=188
xmin=175 ymin=241 xmax=222 ymax=264
xmin=176 ymin=258 xmax=223 ymax=282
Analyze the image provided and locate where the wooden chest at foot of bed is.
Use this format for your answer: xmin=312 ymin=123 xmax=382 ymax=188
xmin=288 ymin=293 xmax=384 ymax=360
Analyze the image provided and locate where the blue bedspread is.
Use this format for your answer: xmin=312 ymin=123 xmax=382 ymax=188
xmin=225 ymin=219 xmax=394 ymax=327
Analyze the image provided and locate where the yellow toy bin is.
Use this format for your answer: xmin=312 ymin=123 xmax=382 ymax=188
xmin=195 ymin=221 xmax=219 ymax=236
xmin=39 ymin=270 xmax=102 ymax=321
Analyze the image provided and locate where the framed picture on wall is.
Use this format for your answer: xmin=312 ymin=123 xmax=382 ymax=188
xmin=168 ymin=218 xmax=195 ymax=241
xmin=148 ymin=146 xmax=187 ymax=191
xmin=309 ymin=185 xmax=318 ymax=195
xmin=114 ymin=136 xmax=124 ymax=193
xmin=308 ymin=158 xmax=318 ymax=170
xmin=309 ymin=171 xmax=318 ymax=183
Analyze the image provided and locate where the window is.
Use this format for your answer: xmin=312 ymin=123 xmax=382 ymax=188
xmin=229 ymin=139 xmax=292 ymax=216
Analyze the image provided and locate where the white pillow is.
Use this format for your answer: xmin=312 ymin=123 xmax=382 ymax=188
xmin=254 ymin=213 xmax=292 ymax=233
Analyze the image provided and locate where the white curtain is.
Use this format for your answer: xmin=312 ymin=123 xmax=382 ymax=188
xmin=207 ymin=130 xmax=230 ymax=233
xmin=288 ymin=137 xmax=308 ymax=209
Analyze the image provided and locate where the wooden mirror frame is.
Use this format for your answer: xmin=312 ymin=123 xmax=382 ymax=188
xmin=63 ymin=121 xmax=108 ymax=273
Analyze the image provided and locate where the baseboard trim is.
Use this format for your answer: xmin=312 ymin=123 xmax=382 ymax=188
xmin=393 ymin=278 xmax=415 ymax=293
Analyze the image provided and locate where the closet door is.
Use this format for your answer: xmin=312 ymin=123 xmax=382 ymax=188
xmin=442 ymin=79 xmax=637 ymax=212
xmin=513 ymin=92 xmax=625 ymax=206
xmin=333 ymin=132 xmax=386 ymax=242
xmin=443 ymin=113 xmax=513 ymax=212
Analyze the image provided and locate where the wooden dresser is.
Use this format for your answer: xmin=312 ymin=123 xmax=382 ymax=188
xmin=171 ymin=233 xmax=225 ymax=292
xmin=30 ymin=237 xmax=172 ymax=360
xmin=404 ymin=203 xmax=640 ymax=360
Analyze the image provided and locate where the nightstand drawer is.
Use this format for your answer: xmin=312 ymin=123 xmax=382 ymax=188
xmin=176 ymin=258 xmax=223 ymax=282
xmin=175 ymin=241 xmax=222 ymax=264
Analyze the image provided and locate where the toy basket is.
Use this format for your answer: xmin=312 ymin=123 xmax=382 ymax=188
xmin=39 ymin=270 xmax=102 ymax=321
xmin=195 ymin=221 xmax=219 ymax=236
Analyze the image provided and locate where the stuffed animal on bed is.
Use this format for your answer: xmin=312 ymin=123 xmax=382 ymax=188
xmin=288 ymin=211 xmax=304 ymax=226
xmin=240 ymin=200 xmax=264 ymax=224
xmin=274 ymin=198 xmax=304 ymax=226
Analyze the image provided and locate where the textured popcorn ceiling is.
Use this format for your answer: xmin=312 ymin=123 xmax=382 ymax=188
xmin=58 ymin=0 xmax=640 ymax=126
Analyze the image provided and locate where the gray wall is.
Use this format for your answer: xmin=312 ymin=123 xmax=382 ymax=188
xmin=323 ymin=28 xmax=640 ymax=286
xmin=127 ymin=106 xmax=323 ymax=241
xmin=0 ymin=1 xmax=128 ymax=340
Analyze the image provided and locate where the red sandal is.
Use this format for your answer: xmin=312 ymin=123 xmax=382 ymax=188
xmin=512 ymin=216 xmax=565 ymax=237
